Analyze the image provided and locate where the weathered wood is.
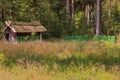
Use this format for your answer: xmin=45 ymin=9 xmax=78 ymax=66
xmin=2 ymin=21 xmax=47 ymax=42
xmin=9 ymin=33 xmax=17 ymax=43
xmin=40 ymin=33 xmax=42 ymax=41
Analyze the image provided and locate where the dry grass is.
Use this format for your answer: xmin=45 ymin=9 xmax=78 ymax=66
xmin=0 ymin=65 xmax=119 ymax=80
xmin=0 ymin=40 xmax=120 ymax=80
xmin=0 ymin=65 xmax=54 ymax=80
xmin=0 ymin=41 xmax=103 ymax=54
xmin=0 ymin=41 xmax=80 ymax=56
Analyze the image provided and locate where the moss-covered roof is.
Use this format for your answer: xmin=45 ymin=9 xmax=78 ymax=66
xmin=12 ymin=21 xmax=42 ymax=26
xmin=3 ymin=21 xmax=47 ymax=33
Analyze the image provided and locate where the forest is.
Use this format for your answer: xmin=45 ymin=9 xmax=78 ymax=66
xmin=0 ymin=0 xmax=120 ymax=39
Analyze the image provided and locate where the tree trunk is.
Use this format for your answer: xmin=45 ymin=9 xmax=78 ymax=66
xmin=85 ymin=4 xmax=90 ymax=23
xmin=33 ymin=0 xmax=37 ymax=7
xmin=92 ymin=3 xmax=97 ymax=34
xmin=10 ymin=0 xmax=13 ymax=21
xmin=33 ymin=0 xmax=37 ymax=20
xmin=96 ymin=0 xmax=102 ymax=35
xmin=108 ymin=0 xmax=111 ymax=18
xmin=66 ymin=0 xmax=70 ymax=23
xmin=71 ymin=0 xmax=74 ymax=24
xmin=33 ymin=0 xmax=37 ymax=12
xmin=1 ymin=9 xmax=5 ymax=25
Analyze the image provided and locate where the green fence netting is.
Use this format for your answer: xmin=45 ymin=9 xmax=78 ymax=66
xmin=64 ymin=35 xmax=116 ymax=43
xmin=64 ymin=35 xmax=89 ymax=41
xmin=93 ymin=36 xmax=116 ymax=43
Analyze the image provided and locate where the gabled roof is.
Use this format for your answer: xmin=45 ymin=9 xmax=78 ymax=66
xmin=2 ymin=21 xmax=47 ymax=33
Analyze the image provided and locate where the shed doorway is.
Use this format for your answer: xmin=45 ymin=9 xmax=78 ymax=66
xmin=5 ymin=33 xmax=9 ymax=41
xmin=4 ymin=33 xmax=17 ymax=42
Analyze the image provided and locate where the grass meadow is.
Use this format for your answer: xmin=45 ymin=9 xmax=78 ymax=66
xmin=0 ymin=40 xmax=120 ymax=80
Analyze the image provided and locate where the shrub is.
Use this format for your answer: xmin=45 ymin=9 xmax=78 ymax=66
xmin=0 ymin=53 xmax=6 ymax=64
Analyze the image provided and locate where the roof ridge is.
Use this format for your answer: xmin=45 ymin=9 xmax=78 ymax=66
xmin=12 ymin=21 xmax=41 ymax=26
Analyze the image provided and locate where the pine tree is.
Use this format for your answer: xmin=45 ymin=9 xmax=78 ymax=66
xmin=66 ymin=0 xmax=70 ymax=23
xmin=0 ymin=0 xmax=11 ymax=26
xmin=71 ymin=0 xmax=74 ymax=24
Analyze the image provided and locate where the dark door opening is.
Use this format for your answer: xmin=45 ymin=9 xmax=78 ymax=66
xmin=5 ymin=33 xmax=9 ymax=41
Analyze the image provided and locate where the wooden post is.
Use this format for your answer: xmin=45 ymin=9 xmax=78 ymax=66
xmin=3 ymin=34 xmax=6 ymax=42
xmin=40 ymin=33 xmax=42 ymax=41
xmin=119 ymin=31 xmax=120 ymax=36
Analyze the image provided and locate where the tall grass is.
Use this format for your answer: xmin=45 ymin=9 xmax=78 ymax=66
xmin=0 ymin=65 xmax=119 ymax=80
xmin=0 ymin=41 xmax=120 ymax=80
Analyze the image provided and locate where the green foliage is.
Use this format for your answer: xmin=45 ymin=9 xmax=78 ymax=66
xmin=0 ymin=0 xmax=120 ymax=39
xmin=74 ymin=11 xmax=94 ymax=36
xmin=12 ymin=0 xmax=33 ymax=22
xmin=102 ymin=0 xmax=120 ymax=35
xmin=0 ymin=53 xmax=6 ymax=64
xmin=17 ymin=33 xmax=40 ymax=41
xmin=0 ymin=0 xmax=11 ymax=9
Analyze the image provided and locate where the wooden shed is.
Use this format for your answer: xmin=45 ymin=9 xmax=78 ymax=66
xmin=2 ymin=21 xmax=47 ymax=43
